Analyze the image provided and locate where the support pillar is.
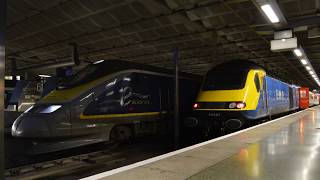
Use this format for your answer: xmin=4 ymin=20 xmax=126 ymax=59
xmin=0 ymin=0 xmax=6 ymax=177
xmin=172 ymin=48 xmax=179 ymax=149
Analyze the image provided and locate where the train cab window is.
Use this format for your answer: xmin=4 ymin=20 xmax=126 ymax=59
xmin=202 ymin=69 xmax=248 ymax=90
xmin=254 ymin=74 xmax=260 ymax=92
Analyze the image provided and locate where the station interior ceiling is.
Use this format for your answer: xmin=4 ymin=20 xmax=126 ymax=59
xmin=5 ymin=0 xmax=320 ymax=89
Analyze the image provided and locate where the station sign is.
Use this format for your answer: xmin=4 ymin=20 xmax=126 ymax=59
xmin=270 ymin=37 xmax=297 ymax=52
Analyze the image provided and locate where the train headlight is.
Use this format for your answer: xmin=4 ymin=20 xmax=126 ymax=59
xmin=229 ymin=102 xmax=246 ymax=109
xmin=236 ymin=102 xmax=246 ymax=109
xmin=229 ymin=102 xmax=237 ymax=108
xmin=39 ymin=105 xmax=62 ymax=113
xmin=26 ymin=105 xmax=62 ymax=114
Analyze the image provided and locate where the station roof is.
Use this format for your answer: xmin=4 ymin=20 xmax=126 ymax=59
xmin=5 ymin=0 xmax=320 ymax=88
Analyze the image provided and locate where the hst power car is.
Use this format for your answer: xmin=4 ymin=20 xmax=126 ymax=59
xmin=189 ymin=60 xmax=300 ymax=133
xmin=12 ymin=60 xmax=200 ymax=153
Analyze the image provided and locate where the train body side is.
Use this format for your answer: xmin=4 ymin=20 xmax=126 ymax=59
xmin=309 ymin=91 xmax=319 ymax=106
xmin=265 ymin=76 xmax=290 ymax=115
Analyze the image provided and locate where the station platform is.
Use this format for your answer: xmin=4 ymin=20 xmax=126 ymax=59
xmin=83 ymin=107 xmax=320 ymax=180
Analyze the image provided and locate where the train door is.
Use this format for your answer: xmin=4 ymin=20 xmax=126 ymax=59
xmin=289 ymin=87 xmax=294 ymax=110
xmin=261 ymin=75 xmax=268 ymax=116
xmin=71 ymin=89 xmax=96 ymax=135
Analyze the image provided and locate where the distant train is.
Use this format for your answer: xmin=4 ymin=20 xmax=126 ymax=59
xmin=299 ymin=87 xmax=319 ymax=108
xmin=11 ymin=60 xmax=200 ymax=153
xmin=187 ymin=60 xmax=317 ymax=134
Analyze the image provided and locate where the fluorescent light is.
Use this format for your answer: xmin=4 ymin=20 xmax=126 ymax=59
xmin=261 ymin=4 xmax=280 ymax=23
xmin=301 ymin=59 xmax=307 ymax=65
xmin=309 ymin=71 xmax=314 ymax=75
xmin=312 ymin=74 xmax=316 ymax=78
xmin=5 ymin=76 xmax=13 ymax=80
xmin=93 ymin=60 xmax=104 ymax=64
xmin=39 ymin=74 xmax=51 ymax=78
xmin=306 ymin=66 xmax=311 ymax=70
xmin=294 ymin=49 xmax=302 ymax=57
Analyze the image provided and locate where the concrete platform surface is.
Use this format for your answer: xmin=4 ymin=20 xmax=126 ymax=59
xmin=82 ymin=107 xmax=320 ymax=180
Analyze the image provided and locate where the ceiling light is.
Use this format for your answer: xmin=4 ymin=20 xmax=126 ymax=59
xmin=294 ymin=49 xmax=302 ymax=57
xmin=5 ymin=76 xmax=13 ymax=80
xmin=261 ymin=4 xmax=280 ymax=23
xmin=301 ymin=59 xmax=307 ymax=65
xmin=309 ymin=71 xmax=314 ymax=75
xmin=38 ymin=74 xmax=51 ymax=78
xmin=93 ymin=60 xmax=104 ymax=64
xmin=306 ymin=66 xmax=311 ymax=70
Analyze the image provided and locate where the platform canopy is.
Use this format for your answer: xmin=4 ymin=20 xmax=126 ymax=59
xmin=5 ymin=0 xmax=320 ymax=88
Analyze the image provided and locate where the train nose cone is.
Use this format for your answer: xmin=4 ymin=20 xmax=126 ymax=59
xmin=11 ymin=114 xmax=50 ymax=138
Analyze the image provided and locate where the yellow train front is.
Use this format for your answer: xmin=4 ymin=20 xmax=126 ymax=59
xmin=189 ymin=60 xmax=297 ymax=134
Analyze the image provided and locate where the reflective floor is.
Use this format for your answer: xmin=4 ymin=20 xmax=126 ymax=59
xmin=93 ymin=108 xmax=320 ymax=180
xmin=189 ymin=108 xmax=320 ymax=180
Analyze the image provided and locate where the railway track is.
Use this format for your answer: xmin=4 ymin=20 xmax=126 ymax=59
xmin=5 ymin=137 xmax=173 ymax=179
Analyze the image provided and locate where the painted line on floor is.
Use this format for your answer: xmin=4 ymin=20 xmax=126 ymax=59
xmin=81 ymin=107 xmax=315 ymax=180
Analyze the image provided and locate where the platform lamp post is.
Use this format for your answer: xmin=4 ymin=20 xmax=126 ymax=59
xmin=0 ymin=0 xmax=6 ymax=178
xmin=171 ymin=48 xmax=180 ymax=149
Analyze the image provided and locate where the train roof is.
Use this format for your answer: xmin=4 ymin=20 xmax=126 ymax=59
xmin=59 ymin=59 xmax=201 ymax=89
xmin=89 ymin=59 xmax=200 ymax=79
xmin=210 ymin=60 xmax=265 ymax=71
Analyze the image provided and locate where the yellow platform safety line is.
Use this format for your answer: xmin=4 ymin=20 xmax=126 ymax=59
xmin=80 ymin=111 xmax=162 ymax=119
xmin=195 ymin=108 xmax=244 ymax=111
xmin=196 ymin=69 xmax=266 ymax=111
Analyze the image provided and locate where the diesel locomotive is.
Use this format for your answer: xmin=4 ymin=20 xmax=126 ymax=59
xmin=188 ymin=60 xmax=301 ymax=133
xmin=11 ymin=60 xmax=200 ymax=153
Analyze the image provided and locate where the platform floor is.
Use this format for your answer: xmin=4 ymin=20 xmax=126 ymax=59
xmin=83 ymin=107 xmax=320 ymax=180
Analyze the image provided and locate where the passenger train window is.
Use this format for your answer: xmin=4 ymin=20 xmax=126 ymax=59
xmin=254 ymin=74 xmax=260 ymax=92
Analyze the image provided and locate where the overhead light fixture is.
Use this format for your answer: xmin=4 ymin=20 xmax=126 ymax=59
xmin=306 ymin=66 xmax=311 ymax=70
xmin=93 ymin=60 xmax=105 ymax=64
xmin=309 ymin=71 xmax=314 ymax=75
xmin=38 ymin=74 xmax=51 ymax=78
xmin=294 ymin=49 xmax=302 ymax=57
xmin=261 ymin=4 xmax=280 ymax=23
xmin=5 ymin=75 xmax=13 ymax=80
xmin=300 ymin=59 xmax=307 ymax=65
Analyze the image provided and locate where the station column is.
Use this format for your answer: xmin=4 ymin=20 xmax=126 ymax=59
xmin=0 ymin=0 xmax=6 ymax=178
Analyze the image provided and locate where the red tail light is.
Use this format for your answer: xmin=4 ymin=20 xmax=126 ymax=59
xmin=193 ymin=103 xmax=200 ymax=109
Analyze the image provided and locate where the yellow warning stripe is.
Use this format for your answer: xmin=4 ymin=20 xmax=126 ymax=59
xmin=80 ymin=112 xmax=161 ymax=119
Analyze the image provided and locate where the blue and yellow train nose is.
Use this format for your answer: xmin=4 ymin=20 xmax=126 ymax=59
xmin=12 ymin=113 xmax=51 ymax=138
xmin=11 ymin=104 xmax=68 ymax=138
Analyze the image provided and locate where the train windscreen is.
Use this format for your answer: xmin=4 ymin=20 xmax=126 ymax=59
xmin=202 ymin=69 xmax=248 ymax=90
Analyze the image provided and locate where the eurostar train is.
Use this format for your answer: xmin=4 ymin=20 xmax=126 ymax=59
xmin=11 ymin=60 xmax=200 ymax=153
xmin=189 ymin=60 xmax=301 ymax=133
